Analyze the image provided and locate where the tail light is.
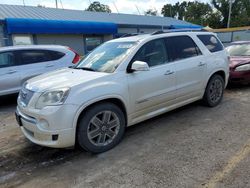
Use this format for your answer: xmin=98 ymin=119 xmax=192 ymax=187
xmin=72 ymin=53 xmax=80 ymax=64
xmin=68 ymin=47 xmax=80 ymax=64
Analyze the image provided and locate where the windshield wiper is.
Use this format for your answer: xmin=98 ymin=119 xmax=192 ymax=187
xmin=74 ymin=67 xmax=96 ymax=72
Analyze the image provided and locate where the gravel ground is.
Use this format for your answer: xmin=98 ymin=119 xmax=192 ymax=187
xmin=0 ymin=86 xmax=250 ymax=188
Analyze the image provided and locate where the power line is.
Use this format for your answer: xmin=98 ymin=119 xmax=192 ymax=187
xmin=60 ymin=0 xmax=64 ymax=9
xmin=113 ymin=2 xmax=119 ymax=13
xmin=135 ymin=4 xmax=141 ymax=15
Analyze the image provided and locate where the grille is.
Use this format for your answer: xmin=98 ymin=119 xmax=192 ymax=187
xmin=19 ymin=87 xmax=34 ymax=107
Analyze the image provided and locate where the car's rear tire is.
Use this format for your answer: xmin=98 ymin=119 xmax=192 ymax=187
xmin=77 ymin=102 xmax=126 ymax=153
xmin=203 ymin=74 xmax=225 ymax=107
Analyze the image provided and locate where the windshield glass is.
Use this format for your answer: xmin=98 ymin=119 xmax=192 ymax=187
xmin=76 ymin=41 xmax=137 ymax=73
xmin=226 ymin=44 xmax=250 ymax=56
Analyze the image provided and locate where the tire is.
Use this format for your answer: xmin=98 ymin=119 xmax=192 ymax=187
xmin=77 ymin=102 xmax=126 ymax=153
xmin=203 ymin=74 xmax=225 ymax=107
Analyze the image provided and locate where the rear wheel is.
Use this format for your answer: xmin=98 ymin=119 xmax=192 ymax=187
xmin=203 ymin=74 xmax=225 ymax=107
xmin=77 ymin=102 xmax=125 ymax=153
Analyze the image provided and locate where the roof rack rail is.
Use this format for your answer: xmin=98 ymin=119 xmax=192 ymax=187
xmin=120 ymin=33 xmax=140 ymax=38
xmin=151 ymin=28 xmax=205 ymax=35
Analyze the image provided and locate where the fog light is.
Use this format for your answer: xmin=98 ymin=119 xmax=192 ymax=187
xmin=52 ymin=134 xmax=58 ymax=141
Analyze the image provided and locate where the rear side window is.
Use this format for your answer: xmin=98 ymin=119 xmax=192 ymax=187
xmin=18 ymin=50 xmax=51 ymax=65
xmin=132 ymin=39 xmax=168 ymax=67
xmin=18 ymin=50 xmax=65 ymax=65
xmin=0 ymin=51 xmax=16 ymax=68
xmin=165 ymin=36 xmax=201 ymax=62
xmin=48 ymin=51 xmax=65 ymax=61
xmin=197 ymin=35 xmax=223 ymax=53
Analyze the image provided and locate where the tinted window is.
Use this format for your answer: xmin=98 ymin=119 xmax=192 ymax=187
xmin=166 ymin=36 xmax=201 ymax=62
xmin=86 ymin=37 xmax=103 ymax=53
xmin=0 ymin=51 xmax=16 ymax=68
xmin=18 ymin=50 xmax=51 ymax=65
xmin=132 ymin=39 xmax=168 ymax=67
xmin=49 ymin=51 xmax=65 ymax=61
xmin=197 ymin=35 xmax=223 ymax=53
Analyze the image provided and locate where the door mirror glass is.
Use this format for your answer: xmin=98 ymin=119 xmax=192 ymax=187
xmin=131 ymin=61 xmax=150 ymax=72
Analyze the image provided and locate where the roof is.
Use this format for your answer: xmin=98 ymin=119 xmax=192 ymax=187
xmin=111 ymin=31 xmax=212 ymax=43
xmin=0 ymin=4 xmax=198 ymax=28
xmin=0 ymin=44 xmax=68 ymax=51
xmin=231 ymin=41 xmax=250 ymax=44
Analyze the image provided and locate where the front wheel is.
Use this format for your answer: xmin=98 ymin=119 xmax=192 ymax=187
xmin=77 ymin=102 xmax=126 ymax=153
xmin=203 ymin=74 xmax=225 ymax=107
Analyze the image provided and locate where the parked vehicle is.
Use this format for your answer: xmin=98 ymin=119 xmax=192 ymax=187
xmin=0 ymin=45 xmax=80 ymax=96
xmin=16 ymin=32 xmax=229 ymax=153
xmin=226 ymin=41 xmax=250 ymax=84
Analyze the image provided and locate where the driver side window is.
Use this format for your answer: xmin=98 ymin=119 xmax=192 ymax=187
xmin=133 ymin=39 xmax=168 ymax=67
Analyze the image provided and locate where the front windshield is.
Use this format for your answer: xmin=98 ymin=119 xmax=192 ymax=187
xmin=226 ymin=44 xmax=250 ymax=56
xmin=76 ymin=41 xmax=137 ymax=73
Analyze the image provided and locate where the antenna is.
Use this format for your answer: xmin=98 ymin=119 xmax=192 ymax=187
xmin=113 ymin=2 xmax=119 ymax=13
xmin=135 ymin=4 xmax=141 ymax=15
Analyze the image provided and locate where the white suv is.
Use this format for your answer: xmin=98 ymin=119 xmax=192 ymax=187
xmin=16 ymin=32 xmax=229 ymax=153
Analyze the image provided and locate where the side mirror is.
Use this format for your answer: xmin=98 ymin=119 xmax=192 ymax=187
xmin=131 ymin=61 xmax=150 ymax=72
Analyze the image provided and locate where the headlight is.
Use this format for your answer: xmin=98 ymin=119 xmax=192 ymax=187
xmin=35 ymin=88 xmax=70 ymax=109
xmin=235 ymin=64 xmax=250 ymax=72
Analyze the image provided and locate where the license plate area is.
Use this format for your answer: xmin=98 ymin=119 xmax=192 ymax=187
xmin=15 ymin=112 xmax=23 ymax=127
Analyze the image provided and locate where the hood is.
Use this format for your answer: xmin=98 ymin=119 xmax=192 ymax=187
xmin=26 ymin=68 xmax=108 ymax=92
xmin=229 ymin=56 xmax=250 ymax=68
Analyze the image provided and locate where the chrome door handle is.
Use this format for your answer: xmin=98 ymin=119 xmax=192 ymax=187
xmin=7 ymin=70 xmax=17 ymax=74
xmin=46 ymin=64 xmax=54 ymax=68
xmin=198 ymin=62 xmax=206 ymax=67
xmin=164 ymin=70 xmax=174 ymax=75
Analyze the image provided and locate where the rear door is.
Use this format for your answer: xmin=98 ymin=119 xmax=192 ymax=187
xmin=0 ymin=51 xmax=21 ymax=95
xmin=17 ymin=49 xmax=60 ymax=85
xmin=165 ymin=35 xmax=206 ymax=100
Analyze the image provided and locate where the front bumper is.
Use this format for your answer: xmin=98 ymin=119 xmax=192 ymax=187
xmin=229 ymin=70 xmax=250 ymax=84
xmin=16 ymin=104 xmax=78 ymax=148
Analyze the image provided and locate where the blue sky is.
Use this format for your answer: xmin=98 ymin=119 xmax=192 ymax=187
xmin=0 ymin=0 xmax=210 ymax=15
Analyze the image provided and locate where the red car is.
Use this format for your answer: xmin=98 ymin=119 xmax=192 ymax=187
xmin=226 ymin=41 xmax=250 ymax=84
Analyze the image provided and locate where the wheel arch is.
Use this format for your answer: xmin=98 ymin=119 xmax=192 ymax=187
xmin=74 ymin=96 xmax=128 ymax=130
xmin=206 ymin=70 xmax=226 ymax=87
xmin=203 ymin=70 xmax=226 ymax=97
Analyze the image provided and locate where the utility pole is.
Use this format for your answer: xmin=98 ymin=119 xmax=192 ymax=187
xmin=227 ymin=0 xmax=232 ymax=28
xmin=55 ymin=0 xmax=58 ymax=8
xmin=22 ymin=0 xmax=25 ymax=6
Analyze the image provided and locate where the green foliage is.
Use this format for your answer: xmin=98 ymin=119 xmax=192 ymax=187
xmin=86 ymin=1 xmax=111 ymax=13
xmin=161 ymin=0 xmax=250 ymax=28
xmin=144 ymin=9 xmax=158 ymax=16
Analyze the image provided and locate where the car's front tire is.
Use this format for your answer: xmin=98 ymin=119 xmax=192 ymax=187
xmin=203 ymin=74 xmax=225 ymax=107
xmin=77 ymin=102 xmax=126 ymax=153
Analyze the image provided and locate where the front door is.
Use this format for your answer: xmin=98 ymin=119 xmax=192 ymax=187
xmin=127 ymin=38 xmax=176 ymax=122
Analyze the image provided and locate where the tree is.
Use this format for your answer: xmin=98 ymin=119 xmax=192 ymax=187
xmin=211 ymin=0 xmax=250 ymax=27
xmin=184 ymin=2 xmax=212 ymax=25
xmin=145 ymin=9 xmax=157 ymax=16
xmin=161 ymin=4 xmax=177 ymax=18
xmin=86 ymin=1 xmax=111 ymax=13
xmin=205 ymin=11 xmax=222 ymax=28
